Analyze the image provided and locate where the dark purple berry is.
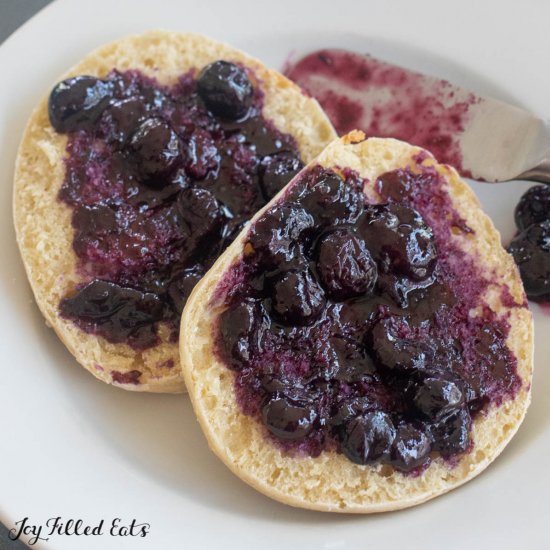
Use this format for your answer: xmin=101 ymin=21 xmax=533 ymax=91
xmin=361 ymin=203 xmax=437 ymax=281
xmin=262 ymin=395 xmax=317 ymax=440
xmin=412 ymin=377 xmax=463 ymax=420
xmin=128 ymin=117 xmax=182 ymax=181
xmin=299 ymin=170 xmax=364 ymax=225
xmin=248 ymin=204 xmax=313 ymax=268
xmin=330 ymin=396 xmax=374 ymax=429
xmin=100 ymin=96 xmax=148 ymax=143
xmin=427 ymin=407 xmax=471 ymax=457
xmin=49 ymin=76 xmax=114 ymax=133
xmin=329 ymin=335 xmax=376 ymax=381
xmin=197 ymin=61 xmax=254 ymax=120
xmin=261 ymin=153 xmax=304 ymax=200
xmin=389 ymin=424 xmax=431 ymax=472
xmin=219 ymin=300 xmax=267 ymax=368
xmin=59 ymin=280 xmax=164 ymax=349
xmin=176 ymin=188 xmax=223 ymax=259
xmin=317 ymin=229 xmax=377 ymax=300
xmin=176 ymin=187 xmax=222 ymax=232
xmin=376 ymin=169 xmax=417 ymax=202
xmin=340 ymin=411 xmax=395 ymax=465
xmin=271 ymin=269 xmax=326 ymax=325
xmin=514 ymin=185 xmax=550 ymax=231
xmin=184 ymin=129 xmax=219 ymax=180
xmin=508 ymin=221 xmax=550 ymax=301
xmin=370 ymin=317 xmax=434 ymax=371
xmin=337 ymin=297 xmax=378 ymax=330
xmin=167 ymin=266 xmax=204 ymax=314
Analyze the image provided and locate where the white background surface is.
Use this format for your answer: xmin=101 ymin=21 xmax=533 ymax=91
xmin=0 ymin=0 xmax=548 ymax=548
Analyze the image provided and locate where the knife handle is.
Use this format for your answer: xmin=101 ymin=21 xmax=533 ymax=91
xmin=518 ymin=158 xmax=550 ymax=184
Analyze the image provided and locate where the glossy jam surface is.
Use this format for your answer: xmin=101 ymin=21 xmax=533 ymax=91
xmin=284 ymin=49 xmax=478 ymax=176
xmin=53 ymin=64 xmax=303 ymax=349
xmin=215 ymin=165 xmax=521 ymax=472
xmin=508 ymin=185 xmax=550 ymax=302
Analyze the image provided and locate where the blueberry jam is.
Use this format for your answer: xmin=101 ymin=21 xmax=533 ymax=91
xmin=284 ymin=49 xmax=479 ymax=177
xmin=53 ymin=63 xmax=303 ymax=349
xmin=508 ymin=185 xmax=550 ymax=302
xmin=215 ymin=164 xmax=521 ymax=472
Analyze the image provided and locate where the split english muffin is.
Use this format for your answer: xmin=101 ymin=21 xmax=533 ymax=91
xmin=180 ymin=132 xmax=533 ymax=512
xmin=13 ymin=30 xmax=336 ymax=393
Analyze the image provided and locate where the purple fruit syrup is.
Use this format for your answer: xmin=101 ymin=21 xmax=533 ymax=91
xmin=50 ymin=63 xmax=304 ymax=349
xmin=214 ymin=163 xmax=523 ymax=472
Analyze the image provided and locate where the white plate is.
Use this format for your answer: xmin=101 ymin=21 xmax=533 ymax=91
xmin=1 ymin=1 xmax=548 ymax=548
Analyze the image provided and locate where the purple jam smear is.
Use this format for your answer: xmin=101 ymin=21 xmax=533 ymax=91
xmin=284 ymin=49 xmax=479 ymax=176
xmin=214 ymin=164 xmax=522 ymax=472
xmin=53 ymin=64 xmax=304 ymax=349
xmin=111 ymin=369 xmax=142 ymax=385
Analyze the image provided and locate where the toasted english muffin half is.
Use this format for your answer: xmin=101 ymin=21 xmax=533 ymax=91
xmin=180 ymin=132 xmax=533 ymax=512
xmin=13 ymin=30 xmax=336 ymax=393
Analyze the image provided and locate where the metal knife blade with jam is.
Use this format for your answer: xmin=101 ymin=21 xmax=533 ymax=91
xmin=283 ymin=48 xmax=550 ymax=307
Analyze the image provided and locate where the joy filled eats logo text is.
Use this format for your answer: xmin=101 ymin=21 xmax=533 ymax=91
xmin=8 ymin=516 xmax=150 ymax=545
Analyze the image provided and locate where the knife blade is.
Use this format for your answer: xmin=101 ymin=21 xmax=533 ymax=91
xmin=284 ymin=49 xmax=550 ymax=183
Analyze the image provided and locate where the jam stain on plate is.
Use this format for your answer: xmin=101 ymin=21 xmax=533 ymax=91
xmin=284 ymin=49 xmax=479 ymax=176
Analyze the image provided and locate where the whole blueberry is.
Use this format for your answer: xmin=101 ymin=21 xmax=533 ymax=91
xmin=248 ymin=204 xmax=314 ymax=269
xmin=317 ymin=229 xmax=377 ymax=300
xmin=261 ymin=153 xmax=304 ymax=200
xmin=197 ymin=60 xmax=254 ymax=120
xmin=389 ymin=424 xmax=431 ymax=472
xmin=361 ymin=203 xmax=437 ymax=281
xmin=427 ymin=407 xmax=471 ymax=457
xmin=329 ymin=335 xmax=376 ymax=382
xmin=262 ymin=395 xmax=317 ymax=440
xmin=128 ymin=117 xmax=182 ymax=181
xmin=299 ymin=169 xmax=364 ymax=225
xmin=72 ymin=204 xmax=117 ymax=234
xmin=515 ymin=185 xmax=550 ymax=231
xmin=219 ymin=300 xmax=267 ymax=368
xmin=184 ymin=129 xmax=220 ymax=180
xmin=369 ymin=317 xmax=435 ymax=372
xmin=59 ymin=280 xmax=164 ymax=349
xmin=176 ymin=188 xmax=223 ymax=258
xmin=100 ymin=96 xmax=148 ymax=143
xmin=271 ymin=269 xmax=326 ymax=325
xmin=412 ymin=377 xmax=464 ymax=420
xmin=508 ymin=220 xmax=550 ymax=301
xmin=49 ymin=76 xmax=114 ymax=133
xmin=259 ymin=373 xmax=295 ymax=395
xmin=340 ymin=411 xmax=396 ymax=465
xmin=330 ymin=396 xmax=374 ymax=429
xmin=376 ymin=169 xmax=417 ymax=202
